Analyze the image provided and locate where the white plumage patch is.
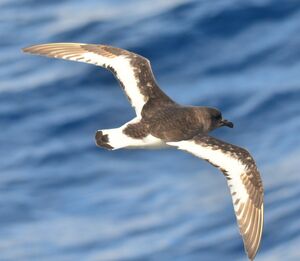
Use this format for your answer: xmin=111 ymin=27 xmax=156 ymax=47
xmin=171 ymin=139 xmax=249 ymax=203
xmin=22 ymin=43 xmax=148 ymax=116
xmin=168 ymin=136 xmax=264 ymax=261
xmin=23 ymin=42 xmax=264 ymax=261
xmin=109 ymin=56 xmax=146 ymax=116
xmin=101 ymin=118 xmax=166 ymax=150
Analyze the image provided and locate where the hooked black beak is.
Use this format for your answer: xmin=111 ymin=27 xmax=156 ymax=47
xmin=221 ymin=119 xmax=234 ymax=128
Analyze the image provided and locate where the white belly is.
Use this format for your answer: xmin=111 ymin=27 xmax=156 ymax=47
xmin=126 ymin=134 xmax=168 ymax=149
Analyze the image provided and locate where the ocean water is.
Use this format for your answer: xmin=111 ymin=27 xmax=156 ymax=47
xmin=1 ymin=0 xmax=300 ymax=260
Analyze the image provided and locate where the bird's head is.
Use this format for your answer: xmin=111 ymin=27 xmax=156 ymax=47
xmin=209 ymin=107 xmax=234 ymax=130
xmin=199 ymin=107 xmax=234 ymax=132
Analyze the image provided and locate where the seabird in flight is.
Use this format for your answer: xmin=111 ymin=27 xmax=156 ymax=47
xmin=23 ymin=43 xmax=264 ymax=260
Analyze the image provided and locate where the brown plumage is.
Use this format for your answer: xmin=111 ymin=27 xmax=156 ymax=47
xmin=23 ymin=42 xmax=264 ymax=260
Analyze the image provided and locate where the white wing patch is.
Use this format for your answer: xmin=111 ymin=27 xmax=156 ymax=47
xmin=110 ymin=56 xmax=147 ymax=116
xmin=171 ymin=140 xmax=249 ymax=203
xmin=23 ymin=43 xmax=148 ymax=116
xmin=168 ymin=136 xmax=264 ymax=261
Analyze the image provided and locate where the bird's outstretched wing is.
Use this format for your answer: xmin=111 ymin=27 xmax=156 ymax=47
xmin=22 ymin=43 xmax=172 ymax=116
xmin=168 ymin=135 xmax=264 ymax=261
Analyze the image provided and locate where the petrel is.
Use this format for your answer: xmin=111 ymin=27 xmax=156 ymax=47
xmin=23 ymin=43 xmax=264 ymax=260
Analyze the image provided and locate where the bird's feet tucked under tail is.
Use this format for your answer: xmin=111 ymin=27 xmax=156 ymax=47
xmin=95 ymin=127 xmax=165 ymax=150
xmin=95 ymin=118 xmax=143 ymax=150
xmin=95 ymin=131 xmax=114 ymax=150
xmin=95 ymin=119 xmax=166 ymax=150
xmin=95 ymin=127 xmax=134 ymax=150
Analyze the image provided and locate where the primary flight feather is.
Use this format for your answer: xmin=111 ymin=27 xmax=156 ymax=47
xmin=23 ymin=43 xmax=264 ymax=260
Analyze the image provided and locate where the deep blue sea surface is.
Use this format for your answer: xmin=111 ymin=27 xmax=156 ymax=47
xmin=1 ymin=0 xmax=300 ymax=260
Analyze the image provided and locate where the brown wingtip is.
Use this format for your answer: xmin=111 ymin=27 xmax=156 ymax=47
xmin=22 ymin=47 xmax=28 ymax=53
xmin=22 ymin=43 xmax=51 ymax=53
xmin=22 ymin=45 xmax=34 ymax=53
xmin=247 ymin=252 xmax=255 ymax=261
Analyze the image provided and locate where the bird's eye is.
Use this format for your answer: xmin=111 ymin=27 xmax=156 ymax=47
xmin=215 ymin=114 xmax=222 ymax=120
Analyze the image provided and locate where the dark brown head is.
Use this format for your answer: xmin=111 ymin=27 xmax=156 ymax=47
xmin=193 ymin=107 xmax=233 ymax=132
xmin=206 ymin=107 xmax=234 ymax=131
